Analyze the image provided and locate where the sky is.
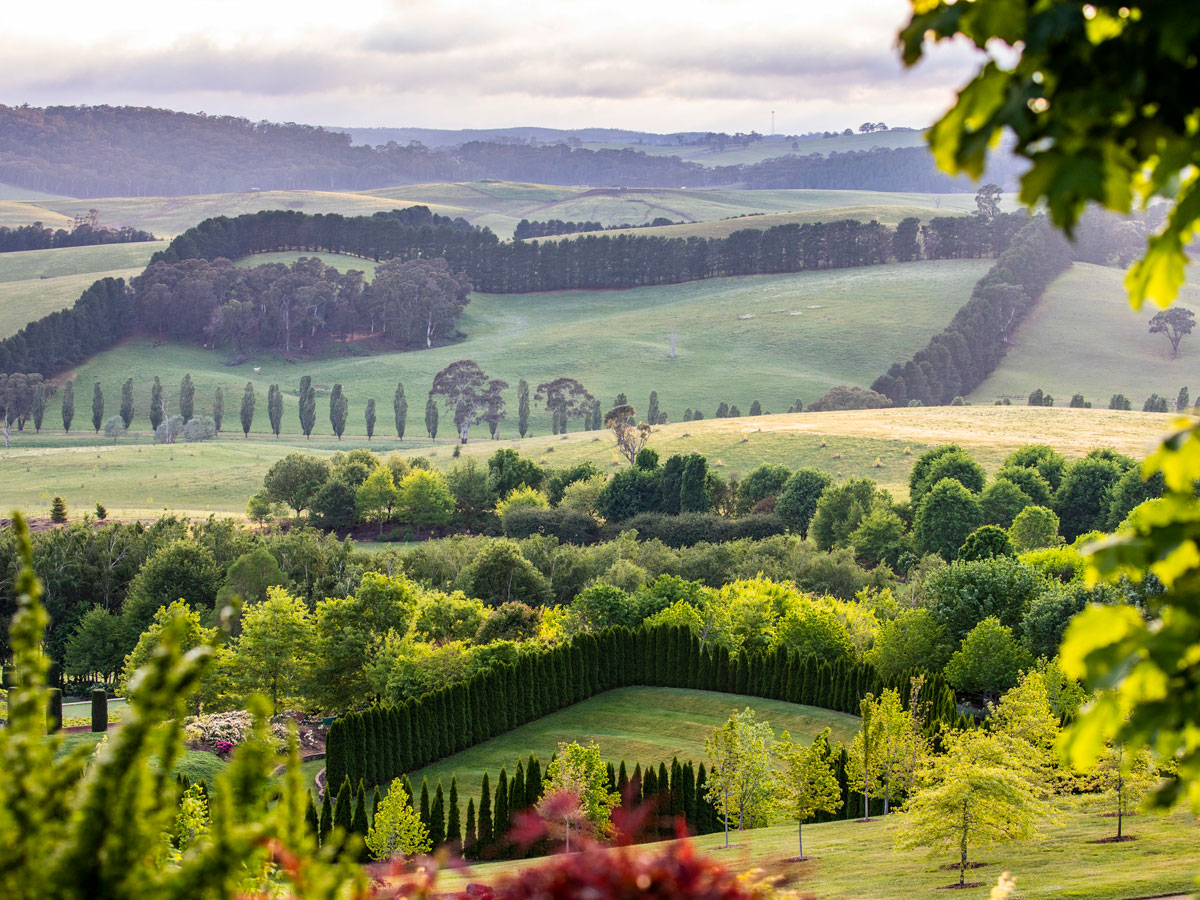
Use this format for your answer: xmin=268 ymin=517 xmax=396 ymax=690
xmin=0 ymin=0 xmax=981 ymax=134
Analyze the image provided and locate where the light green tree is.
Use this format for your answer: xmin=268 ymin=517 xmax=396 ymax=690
xmin=537 ymin=740 xmax=620 ymax=851
xmin=1092 ymin=741 xmax=1159 ymax=841
xmin=944 ymin=617 xmax=1033 ymax=698
xmin=396 ymin=469 xmax=455 ymax=530
xmin=704 ymin=707 xmax=777 ymax=847
xmin=986 ymin=669 xmax=1063 ymax=792
xmin=366 ymin=778 xmax=431 ymax=861
xmin=1009 ymin=505 xmax=1062 ymax=553
xmin=846 ymin=689 xmax=920 ymax=817
xmin=246 ymin=492 xmax=273 ymax=531
xmin=895 ymin=729 xmax=1051 ymax=887
xmin=776 ymin=727 xmax=841 ymax=859
xmin=229 ymin=587 xmax=314 ymax=713
xmin=355 ymin=466 xmax=398 ymax=536
xmin=119 ymin=601 xmax=217 ymax=709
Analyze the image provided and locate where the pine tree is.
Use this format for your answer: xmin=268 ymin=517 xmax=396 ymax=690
xmin=465 ymin=797 xmax=477 ymax=856
xmin=429 ymin=782 xmax=446 ymax=847
xmin=267 ymin=384 xmax=283 ymax=436
xmin=447 ymin=778 xmax=462 ymax=846
xmin=119 ymin=378 xmax=134 ymax=429
xmin=478 ymin=771 xmax=493 ymax=847
xmin=149 ymin=377 xmax=164 ymax=431
xmin=333 ymin=777 xmax=353 ymax=836
xmin=365 ymin=398 xmax=376 ymax=440
xmin=212 ymin=386 xmax=224 ymax=432
xmin=494 ymin=767 xmax=509 ymax=846
xmin=298 ymin=375 xmax=316 ymax=438
xmin=352 ymin=781 xmax=369 ymax=836
xmin=372 ymin=787 xmax=382 ymax=825
xmin=319 ymin=785 xmax=333 ymax=845
xmin=394 ymin=381 xmax=408 ymax=439
xmin=305 ymin=791 xmax=320 ymax=836
xmin=60 ymin=379 xmax=75 ymax=433
xmin=50 ymin=496 xmax=67 ymax=525
xmin=91 ymin=381 xmax=103 ymax=433
xmin=172 ymin=373 xmax=192 ymax=421
xmin=517 ymin=379 xmax=530 ymax=437
xmin=329 ymin=383 xmax=347 ymax=439
xmin=240 ymin=382 xmax=256 ymax=437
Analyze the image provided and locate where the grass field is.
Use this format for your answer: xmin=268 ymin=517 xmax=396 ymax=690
xmin=56 ymin=732 xmax=226 ymax=782
xmin=394 ymin=687 xmax=859 ymax=802
xmin=0 ymin=267 xmax=147 ymax=339
xmin=0 ymin=241 xmax=166 ymax=283
xmin=0 ymin=183 xmax=73 ymax=202
xmin=973 ymin=262 xmax=1200 ymax=406
xmin=428 ymin=794 xmax=1199 ymax=900
xmin=0 ymin=200 xmax=75 ymax=229
xmin=0 ymin=406 xmax=1177 ymax=520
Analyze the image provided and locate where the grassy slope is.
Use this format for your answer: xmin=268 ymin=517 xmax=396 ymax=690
xmin=972 ymin=262 xmax=1200 ymax=406
xmin=429 ymin=795 xmax=1199 ymax=900
xmin=0 ymin=267 xmax=146 ymax=339
xmin=0 ymin=183 xmax=73 ymax=202
xmin=0 ymin=406 xmax=1176 ymax=520
xmin=0 ymin=201 xmax=74 ymax=229
xmin=400 ymin=687 xmax=859 ymax=801
xmin=33 ymin=257 xmax=988 ymax=440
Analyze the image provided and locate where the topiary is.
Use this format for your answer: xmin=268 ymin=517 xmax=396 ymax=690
xmin=90 ymin=688 xmax=108 ymax=733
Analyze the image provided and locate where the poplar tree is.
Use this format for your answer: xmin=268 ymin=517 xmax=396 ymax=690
xmin=61 ymin=379 xmax=74 ymax=432
xmin=394 ymin=381 xmax=407 ymax=439
xmin=647 ymin=391 xmax=659 ymax=427
xmin=329 ymin=383 xmax=347 ymax=439
xmin=365 ymin=398 xmax=376 ymax=440
xmin=298 ymin=375 xmax=316 ymax=438
xmin=267 ymin=384 xmax=283 ymax=436
xmin=119 ymin=378 xmax=134 ymax=429
xmin=425 ymin=396 xmax=438 ymax=440
xmin=179 ymin=373 xmax=195 ymax=421
xmin=517 ymin=379 xmax=530 ymax=437
xmin=240 ymin=382 xmax=256 ymax=437
xmin=91 ymin=382 xmax=103 ymax=433
xmin=212 ymin=386 xmax=223 ymax=432
xmin=149 ymin=377 xmax=164 ymax=431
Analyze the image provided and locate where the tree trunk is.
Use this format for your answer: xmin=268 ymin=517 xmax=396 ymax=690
xmin=1117 ymin=770 xmax=1123 ymax=839
xmin=959 ymin=798 xmax=969 ymax=886
xmin=723 ymin=786 xmax=730 ymax=848
xmin=797 ymin=820 xmax=803 ymax=858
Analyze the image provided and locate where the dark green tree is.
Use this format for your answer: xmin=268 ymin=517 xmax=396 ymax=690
xmin=352 ymin=781 xmax=369 ymax=836
xmin=240 ymin=382 xmax=255 ymax=437
xmin=149 ymin=377 xmax=164 ymax=431
xmin=179 ymin=373 xmax=195 ymax=421
xmin=267 ymin=384 xmax=283 ymax=436
xmin=119 ymin=378 xmax=134 ymax=429
xmin=478 ymin=771 xmax=493 ymax=847
xmin=429 ymin=782 xmax=446 ymax=847
xmin=679 ymin=454 xmax=709 ymax=513
xmin=365 ymin=398 xmax=376 ymax=441
xmin=329 ymin=383 xmax=347 ymax=439
xmin=212 ymin=386 xmax=223 ymax=432
xmin=319 ymin=785 xmax=333 ymax=845
xmin=1055 ymin=456 xmax=1126 ymax=541
xmin=958 ymin=525 xmax=1015 ymax=561
xmin=298 ymin=375 xmax=316 ymax=438
xmin=915 ymin=478 xmax=983 ymax=560
xmin=647 ymin=391 xmax=660 ymax=427
xmin=333 ymin=776 xmax=352 ymax=836
xmin=393 ymin=381 xmax=408 ymax=439
xmin=776 ymin=468 xmax=832 ymax=537
xmin=518 ymin=379 xmax=530 ymax=437
xmin=61 ymin=379 xmax=74 ymax=433
xmin=49 ymin=496 xmax=67 ymax=524
xmin=425 ymin=396 xmax=438 ymax=440
xmin=465 ymin=797 xmax=477 ymax=856
xmin=91 ymin=381 xmax=103 ymax=433
xmin=447 ymin=777 xmax=462 ymax=846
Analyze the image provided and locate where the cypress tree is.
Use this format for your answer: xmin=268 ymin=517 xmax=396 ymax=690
xmin=179 ymin=373 xmax=195 ymax=421
xmin=362 ymin=711 xmax=376 ymax=788
xmin=631 ymin=763 xmax=643 ymax=808
xmin=119 ymin=377 xmax=134 ymax=429
xmin=510 ymin=761 xmax=526 ymax=818
xmin=61 ymin=379 xmax=75 ymax=432
xmin=351 ymin=714 xmax=368 ymax=787
xmin=525 ymin=755 xmax=542 ymax=808
xmin=425 ymin=396 xmax=438 ymax=439
xmin=47 ymin=688 xmax=62 ymax=734
xmin=478 ymin=772 xmax=493 ymax=848
xmin=325 ymin=719 xmax=344 ymax=793
xmin=494 ymin=767 xmax=509 ymax=845
xmin=398 ymin=702 xmax=413 ymax=772
xmin=418 ymin=779 xmax=431 ymax=834
xmin=394 ymin=381 xmax=408 ymax=439
xmin=447 ymin=777 xmax=462 ymax=846
xmin=328 ymin=383 xmax=347 ymax=439
xmin=682 ymin=762 xmax=696 ymax=831
xmin=352 ymin=781 xmax=369 ymax=837
xmin=647 ymin=390 xmax=659 ymax=427
xmin=365 ymin=398 xmax=376 ymax=440
xmin=430 ymin=782 xmax=446 ymax=847
xmin=91 ymin=381 xmax=103 ymax=433
xmin=150 ymin=377 xmax=164 ymax=431
xmin=333 ymin=777 xmax=352 ymax=835
xmin=267 ymin=383 xmax=283 ymax=436
xmin=517 ymin=379 xmax=530 ymax=437
xmin=305 ymin=791 xmax=319 ymax=836
xmin=695 ymin=763 xmax=711 ymax=833
xmin=642 ymin=765 xmax=658 ymax=810
xmin=465 ymin=797 xmax=477 ymax=857
xmin=371 ymin=787 xmax=381 ymax=825
xmin=212 ymin=386 xmax=224 ymax=431
xmin=319 ymin=785 xmax=333 ymax=845
xmin=617 ymin=761 xmax=629 ymax=801
xmin=240 ymin=381 xmax=256 ymax=437
xmin=657 ymin=761 xmax=670 ymax=831
xmin=298 ymin=375 xmax=316 ymax=437
xmin=605 ymin=762 xmax=616 ymax=794
xmin=670 ymin=757 xmax=683 ymax=819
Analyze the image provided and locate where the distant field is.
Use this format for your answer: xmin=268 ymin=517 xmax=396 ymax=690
xmin=0 ymin=267 xmax=145 ymax=339
xmin=0 ymin=406 xmax=1176 ymax=520
xmin=972 ymin=262 xmax=1200 ymax=406
xmin=303 ymin=686 xmax=858 ymax=801
xmin=0 ymin=201 xmax=74 ymax=229
xmin=0 ymin=240 xmax=166 ymax=283
xmin=0 ymin=183 xmax=74 ymax=202
xmin=35 ymin=258 xmax=988 ymax=441
xmin=579 ymin=130 xmax=929 ymax=167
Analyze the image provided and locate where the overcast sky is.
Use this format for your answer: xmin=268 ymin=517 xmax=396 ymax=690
xmin=1 ymin=0 xmax=979 ymax=134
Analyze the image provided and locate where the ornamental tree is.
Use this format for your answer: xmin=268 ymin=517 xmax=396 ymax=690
xmin=366 ymin=778 xmax=431 ymax=861
xmin=704 ymin=707 xmax=777 ymax=847
xmin=776 ymin=727 xmax=841 ymax=858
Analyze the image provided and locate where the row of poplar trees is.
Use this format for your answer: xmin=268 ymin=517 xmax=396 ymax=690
xmin=325 ymin=622 xmax=958 ymax=793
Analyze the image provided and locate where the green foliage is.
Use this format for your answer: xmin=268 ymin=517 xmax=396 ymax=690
xmin=924 ymin=556 xmax=1044 ymax=642
xmin=496 ymin=485 xmax=550 ymax=524
xmin=538 ymin=740 xmax=620 ymax=848
xmin=228 ymin=586 xmax=313 ymax=712
xmin=1055 ymin=456 xmax=1125 ymax=541
xmin=736 ymin=463 xmax=791 ymax=515
xmin=944 ymin=617 xmax=1033 ymax=697
xmin=121 ymin=539 xmax=222 ymax=638
xmin=239 ymin=381 xmax=255 ymax=437
xmin=460 ymin=539 xmax=552 ymax=607
xmin=911 ymin=448 xmax=986 ymax=502
xmin=366 ymin=778 xmax=430 ymax=860
xmin=49 ymin=495 xmax=67 ymax=524
xmin=958 ymin=525 xmax=1014 ymax=562
xmin=914 ymin=477 xmax=982 ymax=560
xmin=775 ymin=468 xmax=832 ymax=538
xmin=328 ymin=383 xmax=348 ymax=439
xmin=979 ymin=478 xmax=1033 ymax=529
xmin=849 ymin=505 xmax=909 ymax=569
xmin=704 ymin=708 xmax=777 ymax=843
xmin=810 ymin=478 xmax=884 ymax=551
xmin=776 ymin=727 xmax=841 ymax=856
xmin=215 ymin=545 xmax=288 ymax=608
xmin=263 ymin=452 xmax=330 ymax=517
xmin=1009 ymin=505 xmax=1062 ymax=553
xmin=867 ymin=609 xmax=952 ymax=684
xmin=356 ymin=466 xmax=398 ymax=535
xmin=396 ymin=469 xmax=455 ymax=530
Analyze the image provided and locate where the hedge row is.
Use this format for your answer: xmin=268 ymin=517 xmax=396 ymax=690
xmin=500 ymin=508 xmax=788 ymax=547
xmin=325 ymin=623 xmax=957 ymax=791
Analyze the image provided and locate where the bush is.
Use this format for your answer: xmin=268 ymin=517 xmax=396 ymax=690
xmin=496 ymin=485 xmax=550 ymax=524
xmin=182 ymin=415 xmax=217 ymax=442
xmin=612 ymin=512 xmax=786 ymax=548
xmin=460 ymin=539 xmax=552 ymax=606
xmin=90 ymin=688 xmax=108 ymax=733
xmin=944 ymin=617 xmax=1033 ymax=697
xmin=958 ymin=525 xmax=1015 ymax=561
xmin=502 ymin=506 xmax=602 ymax=544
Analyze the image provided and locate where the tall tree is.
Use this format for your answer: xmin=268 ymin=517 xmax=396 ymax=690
xmin=30 ymin=383 xmax=45 ymax=433
xmin=776 ymin=727 xmax=841 ymax=859
xmin=604 ymin=404 xmax=651 ymax=464
xmin=119 ymin=378 xmax=134 ymax=430
xmin=647 ymin=391 xmax=660 ymax=427
xmin=91 ymin=381 xmax=103 ymax=433
xmin=229 ymin=587 xmax=313 ymax=713
xmin=61 ymin=379 xmax=74 ymax=433
xmin=365 ymin=398 xmax=376 ymax=441
xmin=240 ymin=382 xmax=256 ymax=438
xmin=298 ymin=375 xmax=316 ymax=438
xmin=517 ymin=379 xmax=530 ymax=438
xmin=212 ymin=386 xmax=223 ymax=432
xmin=149 ymin=377 xmax=164 ymax=431
xmin=329 ymin=384 xmax=348 ymax=440
xmin=179 ymin=373 xmax=195 ymax=421
xmin=429 ymin=360 xmax=502 ymax=444
xmin=393 ymin=381 xmax=407 ymax=440
xmin=365 ymin=778 xmax=430 ymax=861
xmin=425 ymin=397 xmax=438 ymax=440
xmin=1149 ymin=307 xmax=1195 ymax=358
xmin=536 ymin=741 xmax=620 ymax=852
xmin=267 ymin=384 xmax=283 ymax=437
xmin=536 ymin=377 xmax=594 ymax=435
xmin=704 ymin=707 xmax=777 ymax=848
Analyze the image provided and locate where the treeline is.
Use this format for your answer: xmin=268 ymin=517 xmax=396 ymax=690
xmin=324 ymin=622 xmax=957 ymax=792
xmin=0 ymin=105 xmax=1013 ymax=197
xmin=0 ymin=277 xmax=133 ymax=376
xmin=513 ymin=217 xmax=679 ymax=239
xmin=0 ymin=222 xmax=156 ymax=253
xmin=872 ymin=217 xmax=1073 ymax=406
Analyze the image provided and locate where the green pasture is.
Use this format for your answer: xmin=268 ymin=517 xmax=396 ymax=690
xmin=0 ymin=267 xmax=146 ymax=339
xmin=0 ymin=201 xmax=74 ymax=229
xmin=430 ymin=794 xmax=1199 ymax=900
xmin=0 ymin=241 xmax=166 ymax=284
xmin=972 ymin=262 xmax=1200 ymax=406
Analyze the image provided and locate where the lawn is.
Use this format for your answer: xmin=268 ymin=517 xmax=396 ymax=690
xmin=972 ymin=262 xmax=1200 ymax=407
xmin=55 ymin=732 xmax=225 ymax=783
xmin=0 ymin=406 xmax=1177 ymax=520
xmin=427 ymin=794 xmax=1199 ymax=900
xmin=0 ymin=241 xmax=166 ymax=284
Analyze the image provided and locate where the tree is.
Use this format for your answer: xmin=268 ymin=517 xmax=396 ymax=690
xmin=212 ymin=385 xmax=223 ymax=432
xmin=460 ymin=539 xmax=551 ymax=606
xmin=119 ymin=377 xmax=134 ymax=429
xmin=240 ymin=382 xmax=255 ymax=438
xmin=538 ymin=741 xmax=620 ymax=851
xmin=425 ymin=396 xmax=438 ymax=440
xmin=679 ymin=454 xmax=709 ymax=513
xmin=267 ymin=384 xmax=283 ymax=437
xmin=104 ymin=416 xmax=125 ymax=443
xmin=263 ymin=452 xmax=331 ymax=517
xmin=736 ymin=463 xmax=791 ymax=515
xmin=867 ymin=609 xmax=952 ymax=684
xmin=517 ymin=379 xmax=530 ymax=437
xmin=328 ymin=383 xmax=348 ymax=440
xmin=1093 ymin=741 xmax=1158 ymax=841
xmin=50 ymin=496 xmax=68 ymax=525
xmin=179 ymin=373 xmax=195 ymax=421
xmin=895 ymin=729 xmax=1050 ymax=887
xmin=396 ymin=469 xmax=455 ymax=530
xmin=61 ymin=379 xmax=74 ymax=433
xmin=366 ymin=778 xmax=431 ymax=861
xmin=776 ymin=728 xmax=840 ymax=859
xmin=91 ymin=381 xmax=103 ymax=433
xmin=229 ymin=587 xmax=313 ymax=712
xmin=647 ymin=391 xmax=660 ymax=427
xmin=974 ymin=183 xmax=1002 ymax=219
xmin=393 ymin=381 xmax=407 ymax=439
xmin=914 ymin=478 xmax=983 ymax=560
xmin=64 ymin=606 xmax=123 ymax=683
xmin=1009 ymin=505 xmax=1061 ymax=552
xmin=149 ymin=377 xmax=164 ymax=431
xmin=704 ymin=708 xmax=776 ymax=848
xmin=246 ymin=492 xmax=272 ymax=530
xmin=979 ymin=478 xmax=1033 ymax=529
xmin=1055 ymin=456 xmax=1125 ymax=541
xmin=364 ymin=398 xmax=376 ymax=441
xmin=430 ymin=360 xmax=502 ymax=444
xmin=356 ymin=466 xmax=399 ymax=536
xmin=775 ymin=468 xmax=832 ymax=538
xmin=27 ymin=383 xmax=43 ymax=434
xmin=1178 ymin=386 xmax=1191 ymax=412
xmin=958 ymin=525 xmax=1014 ymax=562
xmin=536 ymin=377 xmax=594 ymax=435
xmin=298 ymin=376 xmax=316 ymax=438
xmin=604 ymin=404 xmax=651 ymax=464
xmin=1149 ymin=308 xmax=1195 ymax=358
xmin=944 ymin=617 xmax=1033 ymax=699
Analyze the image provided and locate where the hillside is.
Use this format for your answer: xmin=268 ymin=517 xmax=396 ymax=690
xmin=0 ymin=406 xmax=1176 ymax=520
xmin=971 ymin=262 xmax=1200 ymax=406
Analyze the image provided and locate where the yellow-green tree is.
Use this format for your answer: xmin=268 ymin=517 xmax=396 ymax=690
xmin=896 ymin=729 xmax=1051 ymax=887
xmin=366 ymin=778 xmax=430 ymax=861
xmin=228 ymin=587 xmax=314 ymax=713
xmin=355 ymin=466 xmax=398 ymax=536
xmin=396 ymin=469 xmax=455 ymax=530
xmin=704 ymin=707 xmax=777 ymax=847
xmin=1092 ymin=741 xmax=1159 ymax=841
xmin=987 ymin=670 xmax=1063 ymax=792
xmin=846 ymin=689 xmax=921 ymax=817
xmin=537 ymin=740 xmax=620 ymax=851
xmin=776 ymin=727 xmax=841 ymax=859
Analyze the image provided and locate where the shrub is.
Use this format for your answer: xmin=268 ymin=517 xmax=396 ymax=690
xmin=958 ymin=525 xmax=1015 ymax=561
xmin=90 ymin=687 xmax=108 ymax=733
xmin=182 ymin=416 xmax=217 ymax=442
xmin=496 ymin=485 xmax=550 ymax=524
xmin=502 ymin=507 xmax=601 ymax=543
xmin=612 ymin=512 xmax=786 ymax=548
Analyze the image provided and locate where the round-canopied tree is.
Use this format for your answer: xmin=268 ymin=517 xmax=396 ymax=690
xmin=915 ymin=478 xmax=983 ymax=560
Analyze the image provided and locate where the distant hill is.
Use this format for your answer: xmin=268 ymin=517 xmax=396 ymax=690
xmin=340 ymin=125 xmax=680 ymax=148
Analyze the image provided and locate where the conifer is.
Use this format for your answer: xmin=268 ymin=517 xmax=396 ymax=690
xmin=429 ymin=782 xmax=446 ymax=847
xmin=447 ymin=778 xmax=462 ymax=846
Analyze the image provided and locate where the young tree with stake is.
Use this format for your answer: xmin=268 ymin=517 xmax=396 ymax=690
xmin=776 ymin=728 xmax=841 ymax=859
xmin=704 ymin=707 xmax=777 ymax=848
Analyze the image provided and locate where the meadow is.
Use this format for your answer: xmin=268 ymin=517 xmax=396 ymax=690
xmin=0 ymin=406 xmax=1175 ymax=520
xmin=972 ymin=262 xmax=1200 ymax=406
